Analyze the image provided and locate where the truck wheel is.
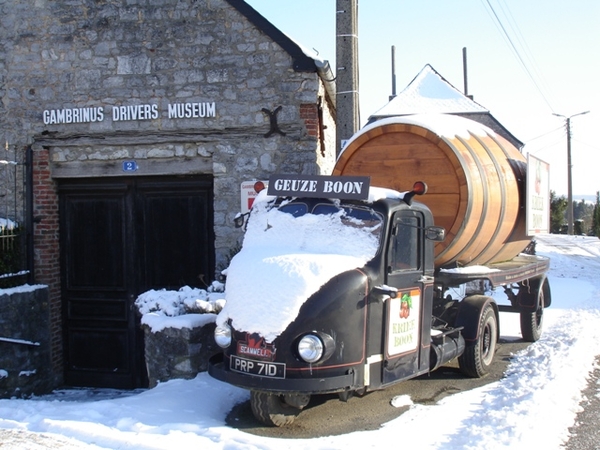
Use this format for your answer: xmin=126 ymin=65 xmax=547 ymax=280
xmin=459 ymin=304 xmax=498 ymax=378
xmin=250 ymin=391 xmax=305 ymax=427
xmin=520 ymin=284 xmax=545 ymax=342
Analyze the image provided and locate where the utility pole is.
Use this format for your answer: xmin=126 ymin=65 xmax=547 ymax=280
xmin=390 ymin=45 xmax=397 ymax=101
xmin=553 ymin=110 xmax=590 ymax=235
xmin=462 ymin=47 xmax=469 ymax=97
xmin=336 ymin=0 xmax=359 ymax=156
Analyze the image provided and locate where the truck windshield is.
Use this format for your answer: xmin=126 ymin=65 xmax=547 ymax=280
xmin=278 ymin=201 xmax=383 ymax=239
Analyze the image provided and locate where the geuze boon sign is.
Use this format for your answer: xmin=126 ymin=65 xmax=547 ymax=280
xmin=267 ymin=174 xmax=370 ymax=200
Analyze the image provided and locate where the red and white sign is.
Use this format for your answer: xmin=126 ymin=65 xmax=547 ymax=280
xmin=526 ymin=154 xmax=550 ymax=235
xmin=386 ymin=289 xmax=421 ymax=357
xmin=240 ymin=180 xmax=268 ymax=214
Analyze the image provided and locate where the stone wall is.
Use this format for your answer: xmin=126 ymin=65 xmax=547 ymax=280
xmin=1 ymin=0 xmax=336 ymax=275
xmin=142 ymin=322 xmax=219 ymax=388
xmin=0 ymin=285 xmax=56 ymax=398
xmin=0 ymin=0 xmax=337 ymax=388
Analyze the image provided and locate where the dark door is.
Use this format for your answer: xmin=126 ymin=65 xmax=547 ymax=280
xmin=135 ymin=179 xmax=214 ymax=290
xmin=382 ymin=210 xmax=431 ymax=385
xmin=59 ymin=176 xmax=214 ymax=388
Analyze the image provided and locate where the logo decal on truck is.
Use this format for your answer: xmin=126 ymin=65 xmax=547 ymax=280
xmin=387 ymin=289 xmax=421 ymax=356
xmin=237 ymin=334 xmax=276 ymax=361
xmin=399 ymin=292 xmax=412 ymax=318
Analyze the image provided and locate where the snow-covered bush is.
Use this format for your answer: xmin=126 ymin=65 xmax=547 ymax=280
xmin=135 ymin=282 xmax=226 ymax=317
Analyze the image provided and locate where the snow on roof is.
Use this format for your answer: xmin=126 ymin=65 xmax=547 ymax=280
xmin=368 ymin=64 xmax=488 ymax=120
xmin=217 ymin=197 xmax=382 ymax=342
xmin=440 ymin=265 xmax=501 ymax=274
xmin=368 ymin=186 xmax=406 ymax=202
xmin=283 ymin=31 xmax=326 ymax=64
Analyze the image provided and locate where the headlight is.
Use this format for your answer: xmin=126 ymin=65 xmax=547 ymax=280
xmin=297 ymin=334 xmax=324 ymax=363
xmin=214 ymin=324 xmax=232 ymax=348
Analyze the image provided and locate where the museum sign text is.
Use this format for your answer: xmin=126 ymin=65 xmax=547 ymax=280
xmin=42 ymin=102 xmax=216 ymax=125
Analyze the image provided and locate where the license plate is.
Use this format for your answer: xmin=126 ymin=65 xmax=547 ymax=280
xmin=230 ymin=355 xmax=286 ymax=379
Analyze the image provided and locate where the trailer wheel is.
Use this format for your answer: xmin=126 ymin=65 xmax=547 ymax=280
xmin=250 ymin=391 xmax=306 ymax=427
xmin=459 ymin=304 xmax=498 ymax=378
xmin=520 ymin=282 xmax=545 ymax=342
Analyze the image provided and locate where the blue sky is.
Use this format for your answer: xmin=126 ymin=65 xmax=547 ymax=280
xmin=245 ymin=0 xmax=599 ymax=197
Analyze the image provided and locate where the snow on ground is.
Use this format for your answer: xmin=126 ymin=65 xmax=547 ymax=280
xmin=1 ymin=233 xmax=600 ymax=449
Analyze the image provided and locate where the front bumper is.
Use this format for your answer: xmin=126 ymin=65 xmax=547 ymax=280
xmin=208 ymin=353 xmax=357 ymax=394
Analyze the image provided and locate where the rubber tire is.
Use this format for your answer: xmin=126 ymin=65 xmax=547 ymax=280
xmin=520 ymin=284 xmax=545 ymax=342
xmin=459 ymin=304 xmax=498 ymax=378
xmin=250 ymin=391 xmax=302 ymax=427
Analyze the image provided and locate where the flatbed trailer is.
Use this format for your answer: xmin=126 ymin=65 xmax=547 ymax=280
xmin=435 ymin=254 xmax=550 ymax=290
xmin=430 ymin=253 xmax=551 ymax=360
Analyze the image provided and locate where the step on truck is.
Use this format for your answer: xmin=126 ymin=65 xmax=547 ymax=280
xmin=209 ymin=115 xmax=552 ymax=426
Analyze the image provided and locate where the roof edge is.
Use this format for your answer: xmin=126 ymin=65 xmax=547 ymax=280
xmin=224 ymin=0 xmax=317 ymax=72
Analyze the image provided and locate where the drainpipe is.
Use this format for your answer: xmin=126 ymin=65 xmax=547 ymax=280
xmin=25 ymin=145 xmax=34 ymax=284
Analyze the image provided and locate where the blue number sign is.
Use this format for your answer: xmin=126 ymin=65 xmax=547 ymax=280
xmin=122 ymin=161 xmax=138 ymax=172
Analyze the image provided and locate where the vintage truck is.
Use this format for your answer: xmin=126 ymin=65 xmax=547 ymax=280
xmin=208 ymin=115 xmax=551 ymax=426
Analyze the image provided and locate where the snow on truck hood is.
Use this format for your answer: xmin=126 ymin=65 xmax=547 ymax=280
xmin=216 ymin=195 xmax=382 ymax=343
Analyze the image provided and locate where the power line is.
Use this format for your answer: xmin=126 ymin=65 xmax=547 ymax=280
xmin=480 ymin=0 xmax=555 ymax=112
xmin=572 ymin=137 xmax=600 ymax=153
xmin=528 ymin=137 xmax=567 ymax=155
xmin=495 ymin=0 xmax=555 ymax=102
xmin=525 ymin=125 xmax=565 ymax=143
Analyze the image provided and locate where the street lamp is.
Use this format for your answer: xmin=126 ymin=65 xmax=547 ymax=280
xmin=553 ymin=110 xmax=590 ymax=235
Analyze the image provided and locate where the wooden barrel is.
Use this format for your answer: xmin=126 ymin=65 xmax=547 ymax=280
xmin=332 ymin=115 xmax=530 ymax=268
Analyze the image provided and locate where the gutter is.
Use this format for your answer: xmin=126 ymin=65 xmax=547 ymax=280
xmin=315 ymin=59 xmax=336 ymax=109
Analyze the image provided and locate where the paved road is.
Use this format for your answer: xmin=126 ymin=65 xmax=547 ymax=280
xmin=227 ymin=337 xmax=531 ymax=438
xmin=231 ymin=350 xmax=600 ymax=444
xmin=564 ymin=357 xmax=600 ymax=450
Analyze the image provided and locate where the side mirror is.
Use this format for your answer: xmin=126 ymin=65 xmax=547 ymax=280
xmin=233 ymin=212 xmax=249 ymax=228
xmin=425 ymin=226 xmax=445 ymax=241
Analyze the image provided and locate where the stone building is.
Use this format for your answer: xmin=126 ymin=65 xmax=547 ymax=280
xmin=0 ymin=0 xmax=336 ymax=390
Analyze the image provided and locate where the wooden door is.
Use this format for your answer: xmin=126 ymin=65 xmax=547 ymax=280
xmin=59 ymin=176 xmax=214 ymax=388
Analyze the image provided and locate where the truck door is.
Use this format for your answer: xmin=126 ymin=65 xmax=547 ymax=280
xmin=382 ymin=210 xmax=432 ymax=385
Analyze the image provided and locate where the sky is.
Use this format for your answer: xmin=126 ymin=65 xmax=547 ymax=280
xmin=1 ymin=232 xmax=600 ymax=449
xmin=244 ymin=0 xmax=600 ymax=198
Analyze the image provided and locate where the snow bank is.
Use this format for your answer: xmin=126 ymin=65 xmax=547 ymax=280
xmin=135 ymin=284 xmax=225 ymax=333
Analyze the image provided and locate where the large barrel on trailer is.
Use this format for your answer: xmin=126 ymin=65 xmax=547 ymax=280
xmin=332 ymin=114 xmax=530 ymax=268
